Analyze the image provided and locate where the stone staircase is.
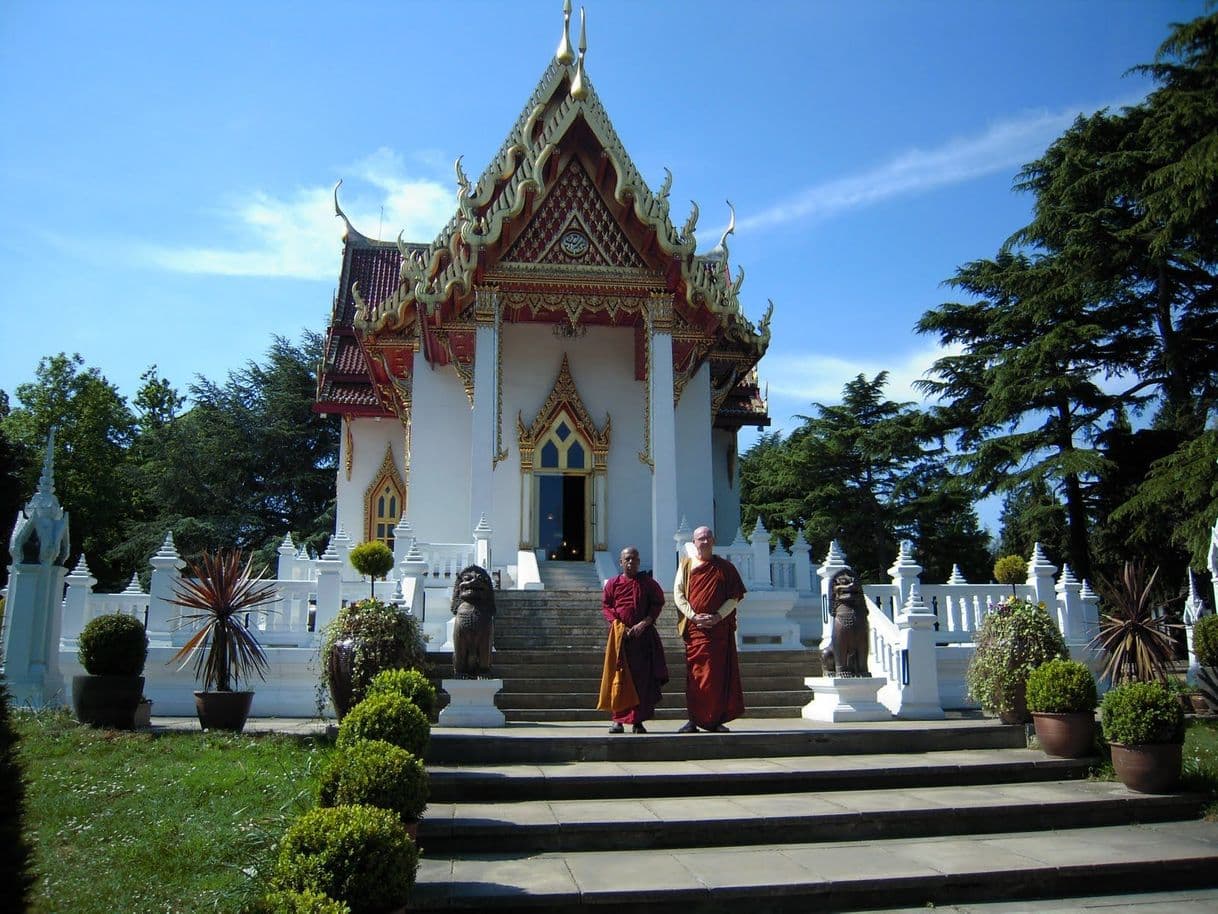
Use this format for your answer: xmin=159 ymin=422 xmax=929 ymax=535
xmin=454 ymin=584 xmax=818 ymax=722
xmin=413 ymin=720 xmax=1218 ymax=911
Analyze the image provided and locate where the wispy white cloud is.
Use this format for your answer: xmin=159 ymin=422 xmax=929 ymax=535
xmin=136 ymin=148 xmax=453 ymax=280
xmin=762 ymin=341 xmax=964 ymax=420
xmin=737 ymin=98 xmax=1140 ymax=235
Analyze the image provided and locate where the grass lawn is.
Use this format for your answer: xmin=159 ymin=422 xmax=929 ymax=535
xmin=1183 ymin=716 xmax=1218 ymax=811
xmin=15 ymin=710 xmax=333 ymax=914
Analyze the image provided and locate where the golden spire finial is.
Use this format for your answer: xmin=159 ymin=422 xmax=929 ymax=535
xmin=556 ymin=0 xmax=575 ymax=65
xmin=570 ymin=7 xmax=588 ymax=99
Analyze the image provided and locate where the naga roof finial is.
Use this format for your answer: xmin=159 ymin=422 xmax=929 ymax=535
xmin=333 ymin=179 xmax=364 ymax=243
xmin=556 ymin=0 xmax=575 ymax=65
xmin=705 ymin=200 xmax=735 ymax=262
xmin=570 ymin=7 xmax=588 ymax=100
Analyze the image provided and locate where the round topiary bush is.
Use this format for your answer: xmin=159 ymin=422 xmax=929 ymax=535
xmin=367 ymin=668 xmax=437 ymax=719
xmin=319 ymin=738 xmax=429 ymax=824
xmin=966 ymin=596 xmax=1068 ymax=722
xmin=321 ymin=599 xmax=427 ymax=717
xmin=336 ymin=692 xmax=430 ymax=758
xmin=249 ymin=888 xmax=351 ymax=914
xmin=273 ymin=805 xmax=417 ymax=914
xmin=992 ymin=555 xmax=1027 ymax=588
xmin=1025 ymin=658 xmax=1097 ymax=714
xmin=78 ymin=613 xmax=148 ymax=676
xmin=1100 ymin=680 xmax=1185 ymax=746
xmin=1194 ymin=614 xmax=1218 ymax=669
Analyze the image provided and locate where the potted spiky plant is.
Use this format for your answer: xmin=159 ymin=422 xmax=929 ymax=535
xmin=1091 ymin=561 xmax=1179 ymax=686
xmin=170 ymin=550 xmax=277 ymax=733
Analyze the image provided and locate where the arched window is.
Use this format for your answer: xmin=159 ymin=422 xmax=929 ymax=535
xmin=535 ymin=413 xmax=591 ymax=474
xmin=364 ymin=445 xmax=406 ymax=548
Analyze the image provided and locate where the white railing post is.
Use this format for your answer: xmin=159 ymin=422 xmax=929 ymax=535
xmin=891 ymin=583 xmax=945 ymax=719
xmin=62 ymin=555 xmax=97 ymax=640
xmin=393 ymin=517 xmax=413 ymax=569
xmin=888 ymin=540 xmax=922 ymax=610
xmin=148 ymin=532 xmax=185 ymax=635
xmin=473 ymin=514 xmax=492 ymax=571
xmin=1185 ymin=571 xmax=1206 ymax=686
xmin=817 ymin=541 xmax=850 ymax=651
xmin=1054 ymin=563 xmax=1083 ymax=642
xmin=1026 ymin=542 xmax=1058 ymax=607
xmin=749 ymin=517 xmax=773 ymax=590
xmin=673 ymin=516 xmax=692 ymax=565
xmin=1208 ymin=515 xmax=1218 ymax=613
xmin=277 ymin=533 xmax=296 ymax=581
xmin=790 ymin=530 xmax=814 ymax=594
xmin=315 ymin=541 xmax=342 ymax=636
xmin=332 ymin=526 xmax=355 ymax=582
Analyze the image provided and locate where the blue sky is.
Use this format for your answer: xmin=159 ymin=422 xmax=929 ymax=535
xmin=0 ymin=0 xmax=1205 ymax=457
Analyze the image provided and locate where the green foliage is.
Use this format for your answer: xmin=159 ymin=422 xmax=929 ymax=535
xmin=1025 ymin=658 xmax=1097 ymax=713
xmin=335 ymin=693 xmax=430 ymax=759
xmin=248 ymin=889 xmax=351 ymax=914
xmin=1101 ymin=680 xmax=1185 ymax=746
xmin=348 ymin=541 xmax=394 ymax=599
xmin=318 ymin=738 xmax=429 ymax=823
xmin=273 ymin=805 xmax=417 ymax=914
xmin=0 ymin=674 xmax=34 ymax=910
xmin=367 ymin=667 xmax=438 ymax=719
xmin=15 ymin=710 xmax=329 ymax=913
xmin=169 ymin=550 xmax=274 ymax=691
xmin=992 ymin=555 xmax=1026 ymax=587
xmin=1195 ymin=614 xmax=1218 ymax=669
xmin=321 ymin=599 xmax=427 ymax=708
xmin=1091 ymin=561 xmax=1179 ymax=685
xmin=1 ymin=353 xmax=138 ymax=589
xmin=77 ymin=613 xmax=148 ymax=677
xmin=738 ymin=373 xmax=991 ymax=583
xmin=966 ymin=596 xmax=1069 ymax=718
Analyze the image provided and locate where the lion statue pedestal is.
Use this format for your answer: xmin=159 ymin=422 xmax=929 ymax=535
xmin=801 ymin=675 xmax=890 ymax=722
xmin=437 ymin=677 xmax=506 ymax=728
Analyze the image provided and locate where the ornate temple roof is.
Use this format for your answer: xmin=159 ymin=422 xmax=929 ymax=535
xmin=316 ymin=2 xmax=770 ymax=430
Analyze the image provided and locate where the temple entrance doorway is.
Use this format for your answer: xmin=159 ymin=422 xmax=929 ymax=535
xmin=537 ymin=473 xmax=587 ymax=561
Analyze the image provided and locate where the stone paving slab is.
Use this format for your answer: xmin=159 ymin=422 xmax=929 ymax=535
xmin=859 ymin=887 xmax=1218 ymax=912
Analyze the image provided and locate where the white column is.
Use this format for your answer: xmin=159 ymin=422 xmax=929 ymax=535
xmin=314 ymin=543 xmax=342 ymax=635
xmin=790 ymin=530 xmax=814 ymax=594
xmin=470 ymin=289 xmax=499 ymax=532
xmin=1026 ymin=542 xmax=1058 ymax=607
xmin=891 ymin=584 xmax=946 ymax=719
xmin=649 ymin=304 xmax=679 ymax=586
xmin=148 ymin=532 xmax=186 ymax=635
xmin=62 ymin=555 xmax=97 ymax=640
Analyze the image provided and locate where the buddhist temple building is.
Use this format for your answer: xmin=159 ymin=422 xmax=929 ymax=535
xmin=315 ymin=2 xmax=771 ymax=586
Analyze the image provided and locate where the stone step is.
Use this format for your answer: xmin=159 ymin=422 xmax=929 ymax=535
xmin=427 ymin=746 xmax=1091 ymax=803
xmin=495 ymin=676 xmax=810 ymax=692
xmin=497 ymin=689 xmax=810 ymax=710
xmin=419 ymin=779 xmax=1201 ymax=854
xmin=409 ymin=820 xmax=1218 ymax=912
xmin=423 ymin=719 xmax=1028 ymax=765
xmin=503 ymin=706 xmax=802 ymax=722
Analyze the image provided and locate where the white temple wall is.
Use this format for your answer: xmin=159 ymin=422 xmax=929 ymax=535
xmin=336 ymin=417 xmax=406 ymax=544
xmin=712 ymin=426 xmax=742 ymax=540
xmin=409 ymin=361 xmax=472 ymax=543
xmin=674 ymin=364 xmax=714 ymax=534
xmin=498 ymin=323 xmax=654 ymax=566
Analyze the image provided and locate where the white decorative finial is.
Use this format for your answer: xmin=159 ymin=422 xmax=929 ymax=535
xmin=123 ymin=573 xmax=144 ymax=595
xmin=947 ymin=564 xmax=967 ymax=585
xmin=70 ymin=554 xmax=93 ymax=577
xmin=824 ymin=540 xmax=847 ymax=565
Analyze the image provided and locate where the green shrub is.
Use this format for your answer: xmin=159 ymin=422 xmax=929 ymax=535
xmin=1025 ymin=658 xmax=1098 ymax=713
xmin=1101 ymin=680 xmax=1185 ymax=746
xmin=336 ymin=692 xmax=430 ymax=758
xmin=367 ymin=667 xmax=437 ymax=719
xmin=319 ymin=738 xmax=429 ymax=823
xmin=78 ymin=613 xmax=148 ymax=676
xmin=0 ymin=672 xmax=34 ymax=910
xmin=248 ymin=889 xmax=351 ymax=914
xmin=321 ymin=599 xmax=426 ymax=710
xmin=966 ymin=596 xmax=1068 ymax=719
xmin=273 ymin=805 xmax=417 ymax=914
xmin=1194 ymin=614 xmax=1218 ymax=669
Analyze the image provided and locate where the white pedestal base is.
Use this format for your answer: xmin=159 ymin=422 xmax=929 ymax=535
xmin=437 ymin=678 xmax=505 ymax=728
xmin=802 ymin=676 xmax=891 ymax=722
xmin=736 ymin=590 xmax=803 ymax=651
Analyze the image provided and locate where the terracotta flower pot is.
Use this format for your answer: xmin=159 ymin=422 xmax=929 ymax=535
xmin=194 ymin=690 xmax=254 ymax=733
xmin=1109 ymin=741 xmax=1183 ymax=793
xmin=1031 ymin=711 xmax=1095 ymax=758
xmin=998 ymin=682 xmax=1030 ymax=725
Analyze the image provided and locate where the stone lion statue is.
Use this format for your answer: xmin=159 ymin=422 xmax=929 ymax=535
xmin=451 ymin=564 xmax=496 ymax=678
xmin=821 ymin=568 xmax=869 ymax=677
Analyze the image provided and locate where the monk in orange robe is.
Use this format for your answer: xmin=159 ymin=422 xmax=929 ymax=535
xmin=598 ymin=546 xmax=668 ymax=733
xmin=674 ymin=526 xmax=746 ymax=732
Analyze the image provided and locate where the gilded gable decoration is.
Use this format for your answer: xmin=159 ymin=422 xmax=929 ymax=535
xmin=518 ymin=354 xmax=610 ymax=473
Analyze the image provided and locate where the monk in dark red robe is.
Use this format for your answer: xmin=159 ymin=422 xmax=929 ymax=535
xmin=674 ymin=526 xmax=746 ymax=732
xmin=599 ymin=546 xmax=668 ymax=733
